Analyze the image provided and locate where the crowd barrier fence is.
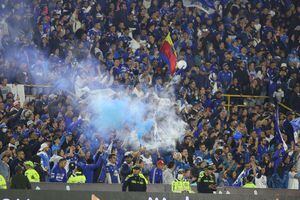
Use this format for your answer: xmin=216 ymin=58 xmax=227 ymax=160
xmin=1 ymin=183 xmax=300 ymax=200
xmin=15 ymin=84 xmax=299 ymax=116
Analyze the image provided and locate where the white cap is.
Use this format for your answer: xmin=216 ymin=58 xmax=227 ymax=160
xmin=281 ymin=63 xmax=287 ymax=67
xmin=39 ymin=142 xmax=49 ymax=151
xmin=124 ymin=151 xmax=132 ymax=157
xmin=8 ymin=143 xmax=16 ymax=149
xmin=27 ymin=120 xmax=34 ymax=126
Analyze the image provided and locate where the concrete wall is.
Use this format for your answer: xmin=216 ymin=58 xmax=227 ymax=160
xmin=0 ymin=183 xmax=291 ymax=200
xmin=1 ymin=189 xmax=300 ymax=200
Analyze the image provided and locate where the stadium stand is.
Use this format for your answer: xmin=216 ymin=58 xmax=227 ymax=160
xmin=0 ymin=0 xmax=300 ymax=197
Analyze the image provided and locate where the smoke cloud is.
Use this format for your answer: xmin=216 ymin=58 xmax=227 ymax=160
xmin=80 ymin=83 xmax=187 ymax=151
xmin=1 ymin=1 xmax=188 ymax=151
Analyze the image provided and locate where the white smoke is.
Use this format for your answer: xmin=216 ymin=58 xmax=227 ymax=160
xmin=77 ymin=78 xmax=188 ymax=151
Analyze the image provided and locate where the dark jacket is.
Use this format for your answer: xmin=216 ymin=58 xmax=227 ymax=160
xmin=10 ymin=173 xmax=31 ymax=189
xmin=120 ymin=162 xmax=131 ymax=183
xmin=122 ymin=174 xmax=147 ymax=192
xmin=197 ymin=171 xmax=216 ymax=193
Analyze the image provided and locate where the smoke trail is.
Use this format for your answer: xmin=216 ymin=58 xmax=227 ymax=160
xmin=1 ymin=1 xmax=188 ymax=151
xmin=81 ymin=83 xmax=187 ymax=150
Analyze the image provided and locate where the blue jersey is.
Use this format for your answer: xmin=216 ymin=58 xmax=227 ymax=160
xmin=78 ymin=153 xmax=103 ymax=183
xmin=105 ymin=162 xmax=120 ymax=184
xmin=218 ymin=70 xmax=233 ymax=89
xmin=50 ymin=165 xmax=67 ymax=183
xmin=149 ymin=167 xmax=163 ymax=184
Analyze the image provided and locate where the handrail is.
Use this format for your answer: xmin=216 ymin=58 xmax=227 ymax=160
xmin=279 ymin=102 xmax=300 ymax=116
xmin=24 ymin=84 xmax=53 ymax=88
xmin=222 ymin=93 xmax=300 ymax=116
xmin=20 ymin=84 xmax=300 ymax=116
xmin=222 ymin=94 xmax=269 ymax=99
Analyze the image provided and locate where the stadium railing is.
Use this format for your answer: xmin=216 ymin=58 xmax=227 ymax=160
xmin=222 ymin=94 xmax=300 ymax=116
xmin=21 ymin=84 xmax=299 ymax=116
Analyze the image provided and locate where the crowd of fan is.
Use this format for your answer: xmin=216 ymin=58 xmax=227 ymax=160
xmin=0 ymin=0 xmax=300 ymax=191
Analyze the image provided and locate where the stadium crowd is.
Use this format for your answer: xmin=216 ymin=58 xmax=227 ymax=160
xmin=0 ymin=0 xmax=300 ymax=192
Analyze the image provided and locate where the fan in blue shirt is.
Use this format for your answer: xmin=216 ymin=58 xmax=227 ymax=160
xmin=50 ymin=158 xmax=67 ymax=183
xmin=105 ymin=154 xmax=120 ymax=184
xmin=149 ymin=160 xmax=164 ymax=184
xmin=217 ymin=63 xmax=233 ymax=90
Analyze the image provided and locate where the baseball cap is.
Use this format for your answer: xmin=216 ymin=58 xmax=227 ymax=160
xmin=27 ymin=120 xmax=34 ymax=126
xmin=280 ymin=63 xmax=287 ymax=68
xmin=8 ymin=143 xmax=16 ymax=149
xmin=132 ymin=165 xmax=141 ymax=170
xmin=206 ymin=165 xmax=214 ymax=170
xmin=39 ymin=142 xmax=49 ymax=151
xmin=157 ymin=160 xmax=165 ymax=165
xmin=124 ymin=151 xmax=133 ymax=157
xmin=24 ymin=161 xmax=34 ymax=168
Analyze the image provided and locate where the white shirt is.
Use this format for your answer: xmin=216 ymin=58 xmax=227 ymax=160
xmin=288 ymin=172 xmax=299 ymax=190
xmin=163 ymin=168 xmax=175 ymax=184
xmin=255 ymin=175 xmax=267 ymax=188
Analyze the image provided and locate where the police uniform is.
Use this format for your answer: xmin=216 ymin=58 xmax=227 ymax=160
xmin=25 ymin=168 xmax=40 ymax=183
xmin=197 ymin=170 xmax=216 ymax=193
xmin=243 ymin=182 xmax=256 ymax=188
xmin=0 ymin=174 xmax=7 ymax=189
xmin=172 ymin=179 xmax=192 ymax=193
xmin=67 ymin=171 xmax=86 ymax=183
xmin=122 ymin=173 xmax=147 ymax=192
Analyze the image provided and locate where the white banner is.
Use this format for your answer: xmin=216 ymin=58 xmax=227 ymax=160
xmin=7 ymin=84 xmax=25 ymax=106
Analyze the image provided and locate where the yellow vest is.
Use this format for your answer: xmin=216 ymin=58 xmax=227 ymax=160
xmin=67 ymin=172 xmax=86 ymax=183
xmin=139 ymin=173 xmax=148 ymax=184
xmin=25 ymin=168 xmax=40 ymax=182
xmin=243 ymin=182 xmax=256 ymax=188
xmin=0 ymin=174 xmax=7 ymax=189
xmin=172 ymin=179 xmax=192 ymax=193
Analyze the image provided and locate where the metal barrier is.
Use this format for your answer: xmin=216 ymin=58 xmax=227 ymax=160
xmin=23 ymin=84 xmax=53 ymax=100
xmin=222 ymin=94 xmax=269 ymax=112
xmin=18 ymin=83 xmax=300 ymax=116
xmin=222 ymin=93 xmax=300 ymax=116
xmin=1 ymin=186 xmax=300 ymax=200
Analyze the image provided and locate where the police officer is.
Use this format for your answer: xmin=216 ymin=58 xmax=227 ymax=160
xmin=243 ymin=174 xmax=256 ymax=188
xmin=197 ymin=165 xmax=216 ymax=193
xmin=24 ymin=161 xmax=40 ymax=183
xmin=67 ymin=166 xmax=86 ymax=183
xmin=122 ymin=165 xmax=147 ymax=192
xmin=172 ymin=169 xmax=193 ymax=193
xmin=0 ymin=173 xmax=7 ymax=189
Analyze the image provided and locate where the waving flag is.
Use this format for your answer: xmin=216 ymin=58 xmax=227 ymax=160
xmin=183 ymin=0 xmax=215 ymax=14
xmin=274 ymin=107 xmax=288 ymax=150
xmin=160 ymin=33 xmax=177 ymax=75
xmin=232 ymin=168 xmax=251 ymax=187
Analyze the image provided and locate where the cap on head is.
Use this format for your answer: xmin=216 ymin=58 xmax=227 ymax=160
xmin=132 ymin=165 xmax=141 ymax=170
xmin=206 ymin=165 xmax=214 ymax=171
xmin=24 ymin=161 xmax=34 ymax=168
xmin=39 ymin=142 xmax=49 ymax=151
xmin=280 ymin=63 xmax=287 ymax=68
xmin=157 ymin=160 xmax=165 ymax=166
xmin=124 ymin=151 xmax=133 ymax=158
